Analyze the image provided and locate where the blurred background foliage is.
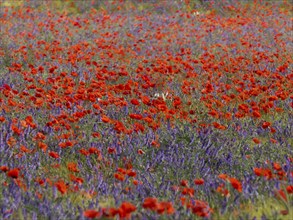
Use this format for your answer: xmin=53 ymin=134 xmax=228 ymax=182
xmin=2 ymin=0 xmax=287 ymax=16
xmin=1 ymin=0 xmax=209 ymax=14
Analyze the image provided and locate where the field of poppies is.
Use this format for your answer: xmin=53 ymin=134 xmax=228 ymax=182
xmin=0 ymin=0 xmax=292 ymax=219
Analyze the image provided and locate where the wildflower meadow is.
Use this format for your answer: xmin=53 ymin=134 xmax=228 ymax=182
xmin=0 ymin=0 xmax=292 ymax=219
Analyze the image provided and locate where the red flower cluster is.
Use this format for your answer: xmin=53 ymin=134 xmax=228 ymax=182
xmin=142 ymin=197 xmax=175 ymax=215
xmin=84 ymin=202 xmax=136 ymax=219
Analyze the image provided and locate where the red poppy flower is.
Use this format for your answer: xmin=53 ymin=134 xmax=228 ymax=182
xmin=181 ymin=187 xmax=195 ymax=197
xmin=286 ymin=185 xmax=293 ymax=194
xmin=130 ymin=99 xmax=140 ymax=106
xmin=119 ymin=202 xmax=136 ymax=216
xmin=270 ymin=138 xmax=277 ymax=144
xmin=93 ymin=103 xmax=102 ymax=111
xmin=254 ymin=167 xmax=263 ymax=176
xmin=129 ymin=113 xmax=143 ymax=120
xmin=229 ymin=178 xmax=242 ymax=192
xmin=151 ymin=140 xmax=160 ymax=148
xmin=79 ymin=149 xmax=90 ymax=156
xmin=0 ymin=166 xmax=9 ymax=172
xmin=133 ymin=122 xmax=145 ymax=133
xmin=89 ymin=147 xmax=100 ymax=155
xmin=102 ymin=207 xmax=119 ymax=218
xmin=127 ymin=170 xmax=136 ymax=177
xmin=142 ymin=197 xmax=158 ymax=210
xmin=91 ymin=132 xmax=100 ymax=138
xmin=38 ymin=142 xmax=48 ymax=152
xmin=108 ymin=147 xmax=116 ymax=154
xmin=191 ymin=200 xmax=212 ymax=217
xmin=252 ymin=110 xmax=261 ymax=118
xmin=218 ymin=173 xmax=228 ymax=180
xmin=131 ymin=179 xmax=138 ymax=185
xmin=137 ymin=149 xmax=145 ymax=155
xmin=273 ymin=162 xmax=282 ymax=171
xmin=0 ymin=116 xmax=5 ymax=122
xmin=117 ymin=167 xmax=127 ymax=174
xmin=83 ymin=209 xmax=101 ymax=218
xmin=252 ymin=138 xmax=261 ymax=144
xmin=7 ymin=168 xmax=19 ymax=179
xmin=156 ymin=202 xmax=175 ymax=215
xmin=101 ymin=115 xmax=111 ymax=123
xmin=20 ymin=145 xmax=32 ymax=153
xmin=275 ymin=189 xmax=287 ymax=202
xmin=114 ymin=173 xmax=125 ymax=181
xmin=55 ymin=180 xmax=67 ymax=195
xmin=194 ymin=178 xmax=205 ymax=185
xmin=180 ymin=179 xmax=188 ymax=187
xmin=67 ymin=162 xmax=79 ymax=172
xmin=36 ymin=178 xmax=45 ymax=186
xmin=262 ymin=121 xmax=271 ymax=129
xmin=141 ymin=96 xmax=151 ymax=105
xmin=216 ymin=185 xmax=230 ymax=197
xmin=49 ymin=151 xmax=60 ymax=159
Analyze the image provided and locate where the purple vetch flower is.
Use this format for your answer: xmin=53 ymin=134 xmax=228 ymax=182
xmin=32 ymin=212 xmax=37 ymax=220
